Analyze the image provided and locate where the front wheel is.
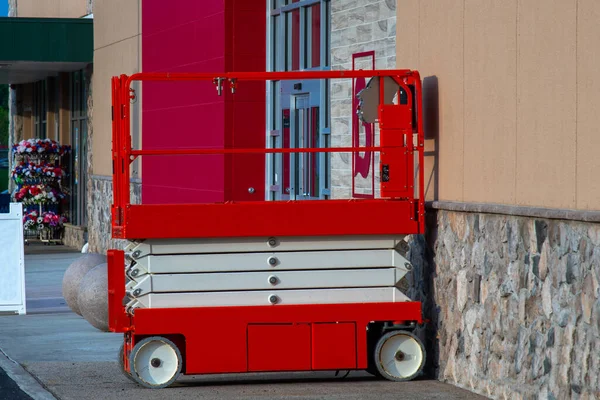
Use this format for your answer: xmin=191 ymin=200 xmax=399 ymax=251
xmin=129 ymin=336 xmax=182 ymax=389
xmin=373 ymin=330 xmax=425 ymax=381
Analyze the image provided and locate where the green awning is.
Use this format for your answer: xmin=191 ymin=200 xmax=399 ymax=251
xmin=0 ymin=17 xmax=93 ymax=84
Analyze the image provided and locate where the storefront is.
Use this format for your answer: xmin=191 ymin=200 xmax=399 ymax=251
xmin=1 ymin=16 xmax=93 ymax=247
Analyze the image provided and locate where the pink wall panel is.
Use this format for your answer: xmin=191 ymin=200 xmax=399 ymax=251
xmin=142 ymin=1 xmax=227 ymax=204
xmin=230 ymin=101 xmax=266 ymax=201
xmin=142 ymin=0 xmax=266 ymax=205
xmin=142 ymin=0 xmax=226 ymax=37
xmin=225 ymin=3 xmax=266 ymax=201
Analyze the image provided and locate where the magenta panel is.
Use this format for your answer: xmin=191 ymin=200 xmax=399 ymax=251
xmin=142 ymin=0 xmax=226 ymax=37
xmin=142 ymin=0 xmax=266 ymax=205
xmin=142 ymin=1 xmax=228 ymax=204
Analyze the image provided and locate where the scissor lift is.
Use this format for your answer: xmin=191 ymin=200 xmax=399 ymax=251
xmin=108 ymin=70 xmax=426 ymax=388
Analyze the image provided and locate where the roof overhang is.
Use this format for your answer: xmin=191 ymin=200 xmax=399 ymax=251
xmin=0 ymin=17 xmax=93 ymax=84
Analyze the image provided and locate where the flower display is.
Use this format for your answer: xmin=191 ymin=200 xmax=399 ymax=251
xmin=13 ymin=184 xmax=65 ymax=205
xmin=22 ymin=210 xmax=39 ymax=231
xmin=11 ymin=162 xmax=64 ymax=184
xmin=22 ymin=210 xmax=67 ymax=231
xmin=12 ymin=138 xmax=71 ymax=156
xmin=11 ymin=138 xmax=69 ymax=243
xmin=41 ymin=211 xmax=68 ymax=228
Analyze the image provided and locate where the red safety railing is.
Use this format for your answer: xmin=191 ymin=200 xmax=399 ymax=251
xmin=111 ymin=70 xmax=425 ymax=240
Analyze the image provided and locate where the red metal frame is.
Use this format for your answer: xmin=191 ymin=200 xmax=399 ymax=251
xmin=109 ymin=70 xmax=427 ymax=380
xmin=111 ymin=70 xmax=425 ymax=240
xmin=109 ymin=248 xmax=423 ymax=375
xmin=132 ymin=302 xmax=422 ymax=374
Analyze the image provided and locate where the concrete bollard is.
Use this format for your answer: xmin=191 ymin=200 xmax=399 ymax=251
xmin=78 ymin=263 xmax=109 ymax=332
xmin=62 ymin=253 xmax=107 ymax=316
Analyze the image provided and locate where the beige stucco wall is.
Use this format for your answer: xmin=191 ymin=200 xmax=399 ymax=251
xmin=15 ymin=0 xmax=88 ymax=18
xmin=576 ymin=0 xmax=600 ymax=210
xmin=91 ymin=0 xmax=141 ymax=177
xmin=398 ymin=0 xmax=600 ymax=211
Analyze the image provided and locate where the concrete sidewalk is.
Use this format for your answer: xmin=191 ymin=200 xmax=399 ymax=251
xmin=0 ymin=251 xmax=489 ymax=400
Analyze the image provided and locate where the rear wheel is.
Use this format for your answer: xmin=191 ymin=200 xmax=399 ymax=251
xmin=373 ymin=330 xmax=425 ymax=381
xmin=117 ymin=343 xmax=136 ymax=383
xmin=129 ymin=336 xmax=182 ymax=389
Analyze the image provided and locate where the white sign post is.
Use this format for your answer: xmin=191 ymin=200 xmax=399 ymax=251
xmin=0 ymin=203 xmax=26 ymax=315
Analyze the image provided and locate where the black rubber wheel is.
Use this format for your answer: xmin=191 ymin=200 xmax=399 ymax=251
xmin=118 ymin=343 xmax=137 ymax=383
xmin=373 ymin=330 xmax=425 ymax=382
xmin=366 ymin=364 xmax=383 ymax=378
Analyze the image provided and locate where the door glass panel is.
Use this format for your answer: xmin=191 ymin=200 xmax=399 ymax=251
xmin=283 ymin=95 xmax=321 ymax=200
xmin=309 ymin=4 xmax=321 ymax=68
xmin=286 ymin=10 xmax=300 ymax=71
xmin=272 ymin=15 xmax=280 ymax=71
xmin=80 ymin=119 xmax=88 ymax=225
xmin=282 ymin=109 xmax=291 ymax=195
xmin=269 ymin=1 xmax=330 ymax=200
xmin=310 ymin=107 xmax=319 ymax=196
xmin=70 ymin=123 xmax=79 ymax=224
xmin=295 ymin=107 xmax=302 ymax=197
xmin=69 ymin=70 xmax=88 ymax=226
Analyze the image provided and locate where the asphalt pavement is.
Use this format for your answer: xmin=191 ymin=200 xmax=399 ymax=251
xmin=0 ymin=367 xmax=32 ymax=400
xmin=0 ymin=246 xmax=489 ymax=400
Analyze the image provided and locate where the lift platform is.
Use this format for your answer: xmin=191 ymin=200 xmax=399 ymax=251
xmin=107 ymin=69 xmax=426 ymax=388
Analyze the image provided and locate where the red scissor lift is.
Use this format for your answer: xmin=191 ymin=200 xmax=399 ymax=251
xmin=108 ymin=70 xmax=426 ymax=388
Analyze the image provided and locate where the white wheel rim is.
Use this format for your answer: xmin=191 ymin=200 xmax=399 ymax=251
xmin=379 ymin=333 xmax=423 ymax=379
xmin=133 ymin=340 xmax=179 ymax=386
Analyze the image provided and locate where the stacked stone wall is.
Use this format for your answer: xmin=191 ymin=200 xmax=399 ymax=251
xmin=408 ymin=209 xmax=600 ymax=399
xmin=87 ymin=176 xmax=140 ymax=254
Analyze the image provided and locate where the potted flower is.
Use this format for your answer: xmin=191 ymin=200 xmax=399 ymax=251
xmin=12 ymin=139 xmax=71 ymax=162
xmin=38 ymin=211 xmax=68 ymax=241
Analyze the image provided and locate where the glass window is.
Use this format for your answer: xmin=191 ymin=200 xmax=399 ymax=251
xmin=306 ymin=4 xmax=321 ymax=68
xmin=33 ymin=80 xmax=47 ymax=138
xmin=273 ymin=0 xmax=329 ymax=72
xmin=285 ymin=9 xmax=300 ymax=71
xmin=267 ymin=0 xmax=330 ymax=200
xmin=69 ymin=70 xmax=88 ymax=226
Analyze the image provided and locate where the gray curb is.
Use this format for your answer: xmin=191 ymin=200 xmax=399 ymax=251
xmin=0 ymin=349 xmax=57 ymax=400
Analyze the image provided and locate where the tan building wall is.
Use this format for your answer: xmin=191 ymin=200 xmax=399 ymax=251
xmin=91 ymin=0 xmax=142 ymax=177
xmin=14 ymin=0 xmax=88 ymax=18
xmin=398 ymin=0 xmax=600 ymax=211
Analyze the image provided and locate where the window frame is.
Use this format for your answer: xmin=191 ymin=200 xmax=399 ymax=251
xmin=265 ymin=0 xmax=331 ymax=201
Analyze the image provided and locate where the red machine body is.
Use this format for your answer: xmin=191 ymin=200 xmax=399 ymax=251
xmin=107 ymin=70 xmax=426 ymax=388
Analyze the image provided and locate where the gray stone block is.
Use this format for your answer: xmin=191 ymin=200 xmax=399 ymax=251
xmin=78 ymin=263 xmax=109 ymax=332
xmin=62 ymin=253 xmax=107 ymax=316
xmin=410 ymin=208 xmax=600 ymax=398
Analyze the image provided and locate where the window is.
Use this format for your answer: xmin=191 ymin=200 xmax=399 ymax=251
xmin=267 ymin=0 xmax=331 ymax=201
xmin=33 ymin=80 xmax=47 ymax=138
xmin=69 ymin=70 xmax=88 ymax=226
xmin=270 ymin=0 xmax=330 ymax=71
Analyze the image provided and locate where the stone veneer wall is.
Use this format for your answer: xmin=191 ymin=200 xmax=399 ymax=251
xmin=408 ymin=208 xmax=600 ymax=400
xmin=63 ymin=224 xmax=86 ymax=249
xmin=87 ymin=175 xmax=141 ymax=254
xmin=86 ymin=65 xmax=142 ymax=255
xmin=330 ymin=0 xmax=396 ymax=198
